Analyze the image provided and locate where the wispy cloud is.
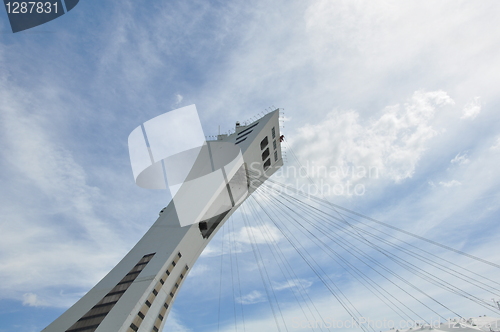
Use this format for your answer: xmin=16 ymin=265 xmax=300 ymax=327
xmin=451 ymin=152 xmax=470 ymax=165
xmin=0 ymin=78 xmax=124 ymax=306
xmin=438 ymin=180 xmax=462 ymax=187
xmin=236 ymin=290 xmax=267 ymax=305
xmin=461 ymin=97 xmax=481 ymax=120
xmin=272 ymin=278 xmax=313 ymax=292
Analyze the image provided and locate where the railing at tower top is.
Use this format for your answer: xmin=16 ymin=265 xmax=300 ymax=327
xmin=205 ymin=107 xmax=283 ymax=141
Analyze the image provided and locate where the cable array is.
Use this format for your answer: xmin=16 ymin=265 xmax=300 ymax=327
xmin=211 ymin=142 xmax=499 ymax=331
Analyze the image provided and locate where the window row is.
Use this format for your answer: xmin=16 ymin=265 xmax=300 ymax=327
xmin=128 ymin=253 xmax=186 ymax=332
xmin=260 ymin=126 xmax=279 ymax=171
xmin=152 ymin=265 xmax=189 ymax=332
xmin=66 ymin=253 xmax=156 ymax=332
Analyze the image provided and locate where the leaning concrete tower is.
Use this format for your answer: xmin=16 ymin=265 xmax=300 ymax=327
xmin=42 ymin=108 xmax=283 ymax=332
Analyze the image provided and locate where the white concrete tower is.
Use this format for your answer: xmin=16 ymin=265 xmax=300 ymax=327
xmin=42 ymin=109 xmax=284 ymax=332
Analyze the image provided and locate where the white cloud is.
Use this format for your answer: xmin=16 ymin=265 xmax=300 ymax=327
xmin=199 ymin=228 xmax=249 ymax=258
xmin=186 ymin=263 xmax=210 ymax=277
xmin=238 ymin=225 xmax=282 ymax=244
xmin=461 ymin=97 xmax=481 ymax=120
xmin=491 ymin=137 xmax=500 ymax=150
xmin=22 ymin=293 xmax=46 ymax=307
xmin=281 ymin=115 xmax=292 ymax=123
xmin=199 ymin=244 xmax=221 ymax=257
xmin=162 ymin=309 xmax=193 ymax=332
xmin=236 ymin=290 xmax=267 ymax=305
xmin=451 ymin=152 xmax=470 ymax=165
xmin=273 ymin=278 xmax=313 ymax=292
xmin=289 ymin=90 xmax=453 ymax=190
xmin=438 ymin=180 xmax=462 ymax=187
xmin=176 ymin=94 xmax=184 ymax=104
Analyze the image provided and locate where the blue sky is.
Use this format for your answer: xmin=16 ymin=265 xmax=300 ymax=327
xmin=1 ymin=1 xmax=500 ymax=331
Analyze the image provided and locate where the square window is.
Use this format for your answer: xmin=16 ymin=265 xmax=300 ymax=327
xmin=260 ymin=136 xmax=269 ymax=150
xmin=274 ymin=151 xmax=278 ymax=162
xmin=263 ymin=159 xmax=271 ymax=170
xmin=273 ymin=140 xmax=277 ymax=150
xmin=272 ymin=127 xmax=276 ymax=139
xmin=261 ymin=148 xmax=270 ymax=161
